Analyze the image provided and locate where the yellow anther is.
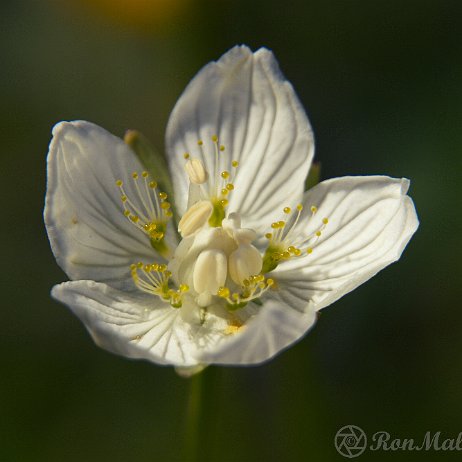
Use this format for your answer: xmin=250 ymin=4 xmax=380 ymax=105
xmin=226 ymin=183 xmax=234 ymax=190
xmin=322 ymin=218 xmax=329 ymax=224
xmin=137 ymin=262 xmax=143 ymax=268
xmin=232 ymin=293 xmax=239 ymax=301
xmin=307 ymin=248 xmax=313 ymax=254
xmin=287 ymin=246 xmax=296 ymax=253
xmin=197 ymin=140 xmax=203 ymax=146
xmin=221 ymin=188 xmax=229 ymax=196
xmin=158 ymin=264 xmax=167 ymax=272
xmin=159 ymin=192 xmax=168 ymax=200
xmin=149 ymin=181 xmax=157 ymax=188
xmin=221 ymin=171 xmax=230 ymax=179
xmin=294 ymin=248 xmax=301 ymax=256
xmin=283 ymin=207 xmax=291 ymax=214
xmin=316 ymin=231 xmax=322 ymax=237
xmin=297 ymin=204 xmax=303 ymax=211
xmin=311 ymin=205 xmax=317 ymax=213
xmin=142 ymin=171 xmax=148 ymax=178
xmin=278 ymin=221 xmax=285 ymax=228
xmin=183 ymin=152 xmax=190 ymax=159
xmin=121 ymin=195 xmax=127 ymax=202
xmin=130 ymin=215 xmax=139 ymax=223
xmin=130 ymin=263 xmax=136 ymax=270
xmin=217 ymin=287 xmax=230 ymax=298
xmin=166 ymin=211 xmax=173 ymax=217
xmin=271 ymin=222 xmax=278 ymax=229
xmin=160 ymin=202 xmax=171 ymax=210
xmin=219 ymin=145 xmax=225 ymax=152
xmin=116 ymin=180 xmax=123 ymax=187
xmin=164 ymin=270 xmax=172 ymax=278
xmin=265 ymin=233 xmax=272 ymax=239
xmin=267 ymin=278 xmax=274 ymax=286
xmin=282 ymin=251 xmax=290 ymax=259
xmin=231 ymin=160 xmax=238 ymax=167
xmin=211 ymin=135 xmax=218 ymax=142
xmin=124 ymin=210 xmax=130 ymax=217
xmin=132 ymin=172 xmax=138 ymax=179
xmin=179 ymin=284 xmax=189 ymax=292
xmin=220 ymin=199 xmax=229 ymax=207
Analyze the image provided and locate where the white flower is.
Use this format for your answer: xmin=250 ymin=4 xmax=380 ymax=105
xmin=44 ymin=45 xmax=419 ymax=373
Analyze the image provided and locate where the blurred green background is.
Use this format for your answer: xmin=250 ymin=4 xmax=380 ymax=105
xmin=1 ymin=0 xmax=461 ymax=461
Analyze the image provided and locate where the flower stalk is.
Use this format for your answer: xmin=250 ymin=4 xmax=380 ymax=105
xmin=183 ymin=372 xmax=204 ymax=462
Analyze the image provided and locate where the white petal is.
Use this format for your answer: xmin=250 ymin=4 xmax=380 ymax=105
xmin=166 ymin=45 xmax=313 ymax=231
xmin=52 ymin=281 xmax=201 ymax=366
xmin=273 ymin=176 xmax=419 ymax=312
xmin=45 ymin=121 xmax=174 ymax=288
xmin=197 ymin=299 xmax=317 ymax=365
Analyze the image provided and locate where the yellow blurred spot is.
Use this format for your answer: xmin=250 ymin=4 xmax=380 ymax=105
xmin=75 ymin=0 xmax=193 ymax=32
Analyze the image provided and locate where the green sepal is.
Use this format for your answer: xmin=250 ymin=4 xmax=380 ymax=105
xmin=124 ymin=130 xmax=179 ymax=226
xmin=305 ymin=161 xmax=321 ymax=191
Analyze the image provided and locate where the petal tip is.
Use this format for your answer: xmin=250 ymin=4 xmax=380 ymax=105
xmin=400 ymin=177 xmax=411 ymax=195
xmin=51 ymin=120 xmax=100 ymax=142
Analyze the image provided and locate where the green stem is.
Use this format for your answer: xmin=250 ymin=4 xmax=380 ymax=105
xmin=183 ymin=372 xmax=203 ymax=462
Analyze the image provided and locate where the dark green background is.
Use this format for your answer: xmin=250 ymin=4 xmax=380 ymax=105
xmin=1 ymin=1 xmax=460 ymax=461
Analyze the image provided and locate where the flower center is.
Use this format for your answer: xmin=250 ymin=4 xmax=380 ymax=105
xmin=169 ymin=213 xmax=271 ymax=309
xmin=116 ymin=138 xmax=272 ymax=315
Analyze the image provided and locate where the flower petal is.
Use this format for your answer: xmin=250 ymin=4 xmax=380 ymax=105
xmin=197 ymin=299 xmax=317 ymax=365
xmin=45 ymin=121 xmax=175 ymax=289
xmin=53 ymin=280 xmax=316 ymax=367
xmin=272 ymin=176 xmax=419 ymax=312
xmin=166 ymin=45 xmax=314 ymax=230
xmin=52 ymin=281 xmax=201 ymax=366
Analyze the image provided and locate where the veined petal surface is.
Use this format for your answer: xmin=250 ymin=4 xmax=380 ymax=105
xmin=272 ymin=176 xmax=419 ymax=312
xmin=52 ymin=281 xmax=226 ymax=366
xmin=45 ymin=121 xmax=173 ymax=289
xmin=198 ymin=299 xmax=317 ymax=365
xmin=166 ymin=45 xmax=314 ymax=231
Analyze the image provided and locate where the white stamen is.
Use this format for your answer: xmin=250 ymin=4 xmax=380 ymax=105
xmin=178 ymin=200 xmax=213 ymax=237
xmin=193 ymin=249 xmax=227 ymax=305
xmin=185 ymin=158 xmax=209 ymax=184
xmin=228 ymin=244 xmax=263 ymax=285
